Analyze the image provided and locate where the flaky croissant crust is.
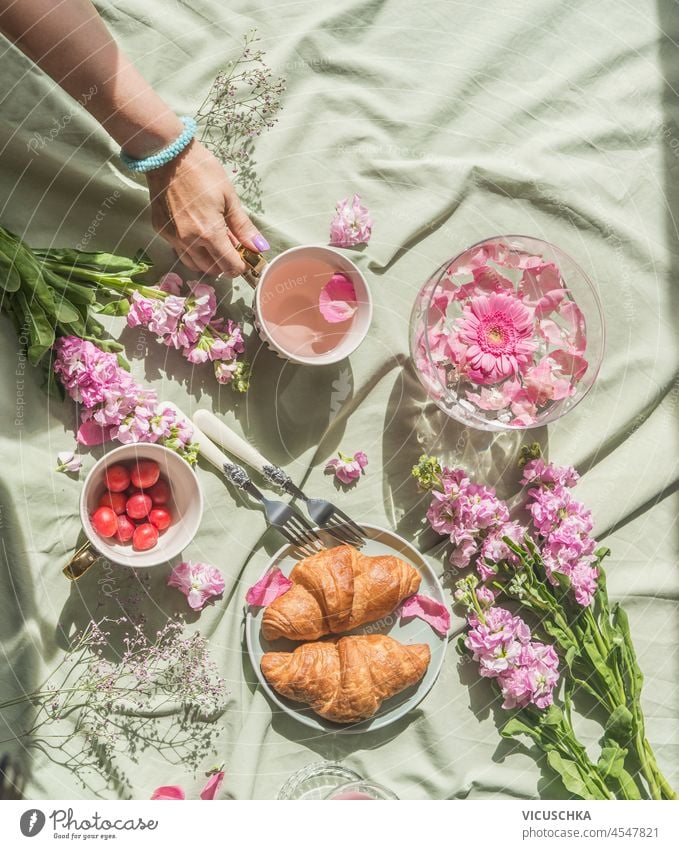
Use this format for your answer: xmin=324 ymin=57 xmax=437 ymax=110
xmin=261 ymin=545 xmax=421 ymax=642
xmin=261 ymin=634 xmax=431 ymax=723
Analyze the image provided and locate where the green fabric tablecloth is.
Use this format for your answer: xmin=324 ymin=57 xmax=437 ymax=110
xmin=1 ymin=0 xmax=678 ymax=800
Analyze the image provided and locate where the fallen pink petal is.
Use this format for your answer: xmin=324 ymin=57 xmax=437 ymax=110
xmin=401 ymin=594 xmax=451 ymax=636
xmin=150 ymin=785 xmax=186 ymax=800
xmin=246 ymin=567 xmax=293 ymax=607
xmin=200 ymin=771 xmax=225 ymax=800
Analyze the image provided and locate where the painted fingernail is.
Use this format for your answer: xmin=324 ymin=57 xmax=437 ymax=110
xmin=253 ymin=234 xmax=270 ymax=252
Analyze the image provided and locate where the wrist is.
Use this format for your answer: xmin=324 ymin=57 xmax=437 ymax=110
xmin=113 ymin=111 xmax=185 ymax=159
xmin=120 ymin=117 xmax=197 ymax=174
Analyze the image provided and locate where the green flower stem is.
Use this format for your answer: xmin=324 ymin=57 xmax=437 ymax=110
xmin=42 ymin=263 xmax=163 ymax=300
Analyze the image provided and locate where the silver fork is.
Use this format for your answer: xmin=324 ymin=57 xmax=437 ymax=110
xmin=165 ymin=405 xmax=325 ymax=556
xmin=193 ymin=409 xmax=367 ymax=548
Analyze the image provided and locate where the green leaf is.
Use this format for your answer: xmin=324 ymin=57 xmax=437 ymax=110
xmin=546 ymin=750 xmax=598 ymax=800
xmin=16 ymin=291 xmax=55 ymax=365
xmin=52 ymin=296 xmax=82 ymax=324
xmin=0 ymin=248 xmax=22 ymax=291
xmin=616 ymin=768 xmax=643 ymax=800
xmin=551 ymin=570 xmax=572 ymax=594
xmin=565 ymin=646 xmax=576 ymax=669
xmin=541 ymin=618 xmax=578 ymax=654
xmin=501 ymin=716 xmax=544 ymax=745
xmin=612 ymin=605 xmax=643 ymax=694
xmin=598 ymin=741 xmax=626 ymax=779
xmin=605 ymin=705 xmax=634 ymax=744
xmin=94 ymin=298 xmax=130 ymax=316
xmin=541 ymin=705 xmax=564 ymax=727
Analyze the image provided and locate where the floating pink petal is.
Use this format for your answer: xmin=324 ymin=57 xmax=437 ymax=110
xmin=319 ymin=273 xmax=358 ymax=323
xmin=401 ymin=593 xmax=451 ymax=635
xmin=549 ymin=349 xmax=588 ymax=381
xmin=534 ymin=289 xmax=568 ymax=318
xmin=520 ymin=262 xmax=561 ymax=301
xmin=151 ymin=785 xmax=186 ymax=800
xmin=200 ymin=771 xmax=225 ymax=800
xmin=246 ymin=566 xmax=293 ymax=607
xmin=523 ymin=358 xmax=574 ymax=405
xmin=559 ymin=300 xmax=587 ymax=354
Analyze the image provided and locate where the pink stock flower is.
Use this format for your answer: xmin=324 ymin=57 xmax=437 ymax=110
xmin=56 ymin=451 xmax=82 ymax=473
xmin=466 ymin=604 xmax=560 ymax=710
xmin=167 ymin=561 xmax=225 ymax=611
xmin=325 ymin=450 xmax=368 ymax=484
xmin=148 ymin=295 xmax=186 ymax=338
xmin=329 ymin=193 xmax=373 ymax=247
xmin=498 ymin=642 xmax=560 ymax=710
xmin=158 ymin=272 xmax=183 ymax=296
xmin=456 ymin=293 xmax=537 ymax=384
xmin=127 ymin=291 xmax=155 ymax=327
xmin=318 ymin=273 xmax=358 ymax=323
xmin=180 ymin=282 xmax=217 ymax=344
xmin=214 ymin=361 xmax=238 ymax=384
xmin=521 ymin=458 xmax=579 ymax=489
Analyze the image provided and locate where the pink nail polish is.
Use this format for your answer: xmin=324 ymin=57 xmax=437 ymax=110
xmin=253 ymin=234 xmax=270 ymax=252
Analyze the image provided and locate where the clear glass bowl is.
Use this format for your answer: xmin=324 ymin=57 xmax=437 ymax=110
xmin=277 ymin=762 xmax=363 ymax=800
xmin=409 ymin=235 xmax=605 ymax=431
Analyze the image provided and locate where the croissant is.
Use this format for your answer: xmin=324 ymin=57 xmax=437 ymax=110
xmin=261 ymin=634 xmax=431 ymax=724
xmin=261 ymin=545 xmax=421 ymax=642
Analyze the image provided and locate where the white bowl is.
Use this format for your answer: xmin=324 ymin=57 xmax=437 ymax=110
xmin=79 ymin=443 xmax=203 ymax=568
xmin=254 ymin=244 xmax=373 ymax=365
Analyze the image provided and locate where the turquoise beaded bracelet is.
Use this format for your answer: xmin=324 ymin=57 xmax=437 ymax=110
xmin=120 ymin=116 xmax=197 ymax=173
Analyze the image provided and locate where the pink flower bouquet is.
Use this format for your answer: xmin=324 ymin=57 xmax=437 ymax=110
xmin=410 ymin=236 xmax=605 ymax=429
xmin=412 ymin=451 xmax=676 ymax=800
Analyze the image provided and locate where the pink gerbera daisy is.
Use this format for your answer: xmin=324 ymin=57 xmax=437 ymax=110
xmin=456 ymin=293 xmax=537 ymax=384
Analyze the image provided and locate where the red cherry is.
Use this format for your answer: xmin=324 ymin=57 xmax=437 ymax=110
xmin=132 ymin=523 xmax=158 ymax=551
xmin=126 ymin=492 xmax=152 ymax=520
xmin=115 ymin=514 xmax=135 ymax=543
xmin=98 ymin=491 xmax=127 ymax=515
xmin=147 ymin=478 xmax=171 ymax=506
xmin=130 ymin=460 xmax=160 ymax=490
xmin=149 ymin=507 xmax=172 ymax=531
xmin=104 ymin=464 xmax=131 ymax=493
xmin=92 ymin=506 xmax=118 ymax=538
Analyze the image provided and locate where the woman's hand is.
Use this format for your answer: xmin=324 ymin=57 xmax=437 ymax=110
xmin=146 ymin=140 xmax=269 ymax=277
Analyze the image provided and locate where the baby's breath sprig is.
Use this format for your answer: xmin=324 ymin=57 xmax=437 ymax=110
xmin=196 ymin=28 xmax=286 ymax=194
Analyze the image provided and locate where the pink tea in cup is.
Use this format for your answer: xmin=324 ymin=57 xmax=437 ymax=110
xmin=255 ymin=245 xmax=372 ymax=365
